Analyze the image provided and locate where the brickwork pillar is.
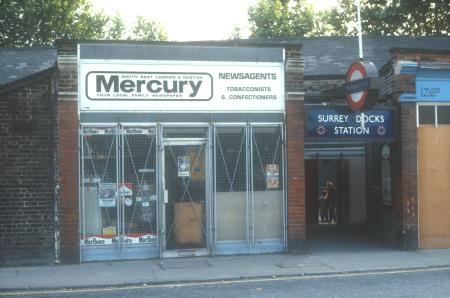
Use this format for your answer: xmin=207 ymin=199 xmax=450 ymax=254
xmin=392 ymin=102 xmax=419 ymax=250
xmin=390 ymin=49 xmax=421 ymax=250
xmin=285 ymin=47 xmax=306 ymax=248
xmin=56 ymin=41 xmax=80 ymax=263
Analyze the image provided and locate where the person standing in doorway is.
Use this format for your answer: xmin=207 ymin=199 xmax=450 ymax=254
xmin=326 ymin=181 xmax=337 ymax=223
xmin=318 ymin=190 xmax=328 ymax=223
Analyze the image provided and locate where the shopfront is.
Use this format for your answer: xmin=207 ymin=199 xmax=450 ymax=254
xmin=76 ymin=43 xmax=287 ymax=261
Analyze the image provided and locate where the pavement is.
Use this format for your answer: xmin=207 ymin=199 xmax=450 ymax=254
xmin=1 ymin=234 xmax=450 ymax=292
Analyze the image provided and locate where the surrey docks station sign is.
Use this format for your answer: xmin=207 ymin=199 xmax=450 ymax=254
xmin=306 ymin=107 xmax=396 ymax=141
xmin=306 ymin=60 xmax=395 ymax=141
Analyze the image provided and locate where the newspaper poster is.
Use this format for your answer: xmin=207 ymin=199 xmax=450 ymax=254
xmin=177 ymin=156 xmax=190 ymax=177
xmin=99 ymin=183 xmax=116 ymax=207
xmin=265 ymin=164 xmax=280 ymax=189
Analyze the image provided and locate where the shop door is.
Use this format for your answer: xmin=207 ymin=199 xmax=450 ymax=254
xmin=162 ymin=141 xmax=208 ymax=255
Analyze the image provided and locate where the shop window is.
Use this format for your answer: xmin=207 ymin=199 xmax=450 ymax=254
xmin=418 ymin=106 xmax=435 ymax=125
xmin=215 ymin=126 xmax=247 ymax=242
xmin=80 ymin=127 xmax=118 ymax=241
xmin=80 ymin=126 xmax=158 ymax=251
xmin=418 ymin=105 xmax=450 ymax=126
xmin=437 ymin=106 xmax=450 ymax=125
xmin=251 ymin=125 xmax=284 ymax=241
xmin=122 ymin=127 xmax=158 ymax=243
xmin=215 ymin=127 xmax=247 ymax=192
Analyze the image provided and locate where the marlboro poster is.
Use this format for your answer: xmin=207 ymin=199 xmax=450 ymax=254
xmin=265 ymin=164 xmax=279 ymax=189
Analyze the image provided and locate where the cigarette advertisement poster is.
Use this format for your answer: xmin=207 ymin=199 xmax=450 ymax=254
xmin=178 ymin=156 xmax=190 ymax=177
xmin=99 ymin=183 xmax=116 ymax=207
xmin=265 ymin=164 xmax=279 ymax=189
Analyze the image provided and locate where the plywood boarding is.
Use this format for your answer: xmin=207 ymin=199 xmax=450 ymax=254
xmin=174 ymin=202 xmax=204 ymax=246
xmin=216 ymin=192 xmax=246 ymax=241
xmin=253 ymin=191 xmax=283 ymax=239
xmin=418 ymin=126 xmax=450 ymax=249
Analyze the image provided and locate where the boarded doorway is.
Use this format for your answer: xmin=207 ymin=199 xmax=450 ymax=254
xmin=418 ymin=126 xmax=450 ymax=249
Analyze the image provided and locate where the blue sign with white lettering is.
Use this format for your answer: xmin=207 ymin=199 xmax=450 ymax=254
xmin=305 ymin=107 xmax=396 ymax=141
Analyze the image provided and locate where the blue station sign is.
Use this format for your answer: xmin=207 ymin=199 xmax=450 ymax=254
xmin=305 ymin=107 xmax=396 ymax=141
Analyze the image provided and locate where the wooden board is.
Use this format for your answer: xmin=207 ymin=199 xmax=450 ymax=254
xmin=418 ymin=126 xmax=450 ymax=249
xmin=174 ymin=202 xmax=204 ymax=247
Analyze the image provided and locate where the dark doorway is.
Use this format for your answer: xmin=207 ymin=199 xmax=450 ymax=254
xmin=305 ymin=159 xmax=350 ymax=238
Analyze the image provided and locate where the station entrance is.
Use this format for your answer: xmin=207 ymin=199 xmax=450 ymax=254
xmin=303 ymin=103 xmax=396 ymax=245
xmin=304 ymin=143 xmax=369 ymax=241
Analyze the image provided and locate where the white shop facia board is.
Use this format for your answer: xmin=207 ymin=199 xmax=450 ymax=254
xmin=79 ymin=60 xmax=285 ymax=112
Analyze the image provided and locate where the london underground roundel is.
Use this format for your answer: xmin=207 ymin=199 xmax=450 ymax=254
xmin=345 ymin=61 xmax=379 ymax=111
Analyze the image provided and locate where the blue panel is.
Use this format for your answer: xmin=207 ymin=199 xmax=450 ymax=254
xmin=252 ymin=240 xmax=285 ymax=254
xmin=398 ymin=62 xmax=418 ymax=75
xmin=416 ymin=79 xmax=450 ymax=102
xmin=81 ymin=246 xmax=121 ymax=262
xmin=305 ymin=107 xmax=396 ymax=141
xmin=81 ymin=245 xmax=159 ymax=262
xmin=214 ymin=242 xmax=251 ymax=255
xmin=120 ymin=245 xmax=159 ymax=260
xmin=418 ymin=68 xmax=450 ymax=79
xmin=414 ymin=69 xmax=450 ymax=102
xmin=215 ymin=240 xmax=286 ymax=255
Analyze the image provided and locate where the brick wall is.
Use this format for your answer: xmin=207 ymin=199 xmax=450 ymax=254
xmin=391 ymin=51 xmax=450 ymax=63
xmin=383 ymin=49 xmax=439 ymax=250
xmin=56 ymin=41 xmax=80 ymax=263
xmin=286 ymin=100 xmax=305 ymax=247
xmin=392 ymin=102 xmax=418 ymax=250
xmin=285 ymin=47 xmax=306 ymax=247
xmin=0 ymin=73 xmax=56 ymax=265
xmin=394 ymin=50 xmax=450 ymax=250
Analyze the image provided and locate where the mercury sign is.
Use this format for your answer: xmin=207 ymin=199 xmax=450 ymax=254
xmin=305 ymin=107 xmax=395 ymax=141
xmin=79 ymin=61 xmax=284 ymax=112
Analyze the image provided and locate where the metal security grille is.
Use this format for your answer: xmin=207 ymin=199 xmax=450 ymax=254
xmin=164 ymin=142 xmax=207 ymax=250
xmin=163 ymin=127 xmax=208 ymax=139
xmin=121 ymin=127 xmax=157 ymax=245
xmin=251 ymin=125 xmax=284 ymax=241
xmin=80 ymin=127 xmax=118 ymax=245
xmin=215 ymin=126 xmax=248 ymax=242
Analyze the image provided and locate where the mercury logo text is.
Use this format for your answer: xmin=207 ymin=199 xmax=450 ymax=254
xmin=97 ymin=75 xmax=202 ymax=97
xmin=86 ymin=72 xmax=213 ymax=100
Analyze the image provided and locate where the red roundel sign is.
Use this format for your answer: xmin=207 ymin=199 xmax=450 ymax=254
xmin=344 ymin=61 xmax=379 ymax=111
